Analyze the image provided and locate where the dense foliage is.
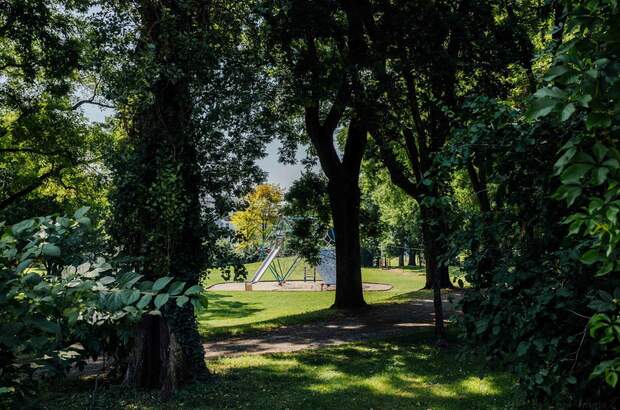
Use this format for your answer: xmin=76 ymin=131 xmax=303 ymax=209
xmin=453 ymin=1 xmax=620 ymax=407
xmin=0 ymin=210 xmax=203 ymax=402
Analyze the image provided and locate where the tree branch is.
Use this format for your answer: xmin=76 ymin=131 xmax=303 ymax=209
xmin=370 ymin=126 xmax=417 ymax=197
xmin=0 ymin=168 xmax=62 ymax=211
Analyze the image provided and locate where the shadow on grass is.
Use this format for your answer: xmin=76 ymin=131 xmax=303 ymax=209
xmin=197 ymin=293 xmax=265 ymax=321
xmin=200 ymin=307 xmax=340 ymax=340
xmin=41 ymin=332 xmax=516 ymax=410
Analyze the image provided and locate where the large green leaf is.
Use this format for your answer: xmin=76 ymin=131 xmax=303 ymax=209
xmin=152 ymin=277 xmax=173 ymax=292
xmin=73 ymin=207 xmax=90 ymax=219
xmin=154 ymin=293 xmax=170 ymax=309
xmin=184 ymin=284 xmax=202 ymax=296
xmin=136 ymin=294 xmax=152 ymax=310
xmin=11 ymin=219 xmax=34 ymax=236
xmin=41 ymin=244 xmax=61 ymax=257
xmin=560 ymin=163 xmax=593 ymax=184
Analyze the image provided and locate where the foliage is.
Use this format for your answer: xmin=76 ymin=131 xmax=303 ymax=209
xmin=230 ymin=184 xmax=283 ymax=254
xmin=0 ymin=210 xmax=203 ymax=402
xmin=0 ymin=0 xmax=114 ymax=223
xmin=528 ymin=0 xmax=620 ymax=392
xmin=449 ymin=94 xmax=620 ymax=407
xmin=283 ymin=172 xmax=331 ymax=266
xmin=360 ymin=164 xmax=422 ymax=262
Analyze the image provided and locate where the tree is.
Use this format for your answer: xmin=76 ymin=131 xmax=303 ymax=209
xmin=98 ymin=0 xmax=273 ymax=392
xmin=284 ymin=171 xmax=332 ymax=266
xmin=260 ymin=0 xmax=371 ymax=308
xmin=0 ymin=0 xmax=112 ymax=223
xmin=230 ymin=183 xmax=283 ymax=253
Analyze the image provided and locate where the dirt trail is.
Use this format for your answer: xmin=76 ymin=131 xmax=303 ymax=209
xmin=203 ymin=295 xmax=459 ymax=359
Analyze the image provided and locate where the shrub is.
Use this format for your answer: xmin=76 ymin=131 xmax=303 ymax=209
xmin=0 ymin=209 xmax=203 ymax=402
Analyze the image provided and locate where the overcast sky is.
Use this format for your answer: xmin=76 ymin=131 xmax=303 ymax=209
xmin=83 ymin=104 xmax=305 ymax=189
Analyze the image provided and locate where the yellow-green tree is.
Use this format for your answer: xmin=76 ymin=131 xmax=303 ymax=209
xmin=231 ymin=184 xmax=283 ymax=251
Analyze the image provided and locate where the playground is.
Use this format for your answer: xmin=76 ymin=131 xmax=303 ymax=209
xmin=199 ymin=258 xmax=436 ymax=339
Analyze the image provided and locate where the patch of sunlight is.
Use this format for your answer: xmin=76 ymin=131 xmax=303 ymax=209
xmin=214 ymin=355 xmax=299 ymax=372
xmin=362 ymin=377 xmax=417 ymax=398
xmin=458 ymin=375 xmax=503 ymax=395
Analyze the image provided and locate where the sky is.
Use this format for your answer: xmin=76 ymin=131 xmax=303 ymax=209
xmin=83 ymin=105 xmax=305 ymax=189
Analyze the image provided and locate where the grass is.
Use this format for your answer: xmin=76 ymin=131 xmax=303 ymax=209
xmin=42 ymin=331 xmax=515 ymax=409
xmin=198 ymin=259 xmax=438 ymax=339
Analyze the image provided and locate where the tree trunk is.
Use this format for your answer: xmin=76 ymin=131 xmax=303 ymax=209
xmin=328 ymin=178 xmax=367 ymax=309
xmin=420 ymin=205 xmax=453 ymax=289
xmin=398 ymin=252 xmax=404 ymax=268
xmin=112 ymin=0 xmax=208 ymax=392
xmin=408 ymin=248 xmax=416 ymax=266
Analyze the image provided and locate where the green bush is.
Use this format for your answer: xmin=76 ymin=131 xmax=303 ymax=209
xmin=0 ymin=209 xmax=203 ymax=402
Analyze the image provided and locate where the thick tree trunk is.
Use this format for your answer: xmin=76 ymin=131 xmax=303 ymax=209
xmin=398 ymin=252 xmax=404 ymax=268
xmin=123 ymin=304 xmax=207 ymax=393
xmin=112 ymin=0 xmax=208 ymax=392
xmin=328 ymin=179 xmax=366 ymax=309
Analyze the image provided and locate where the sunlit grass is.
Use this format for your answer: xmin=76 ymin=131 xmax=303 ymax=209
xmin=198 ymin=260 xmax=439 ymax=339
xmin=42 ymin=332 xmax=515 ymax=409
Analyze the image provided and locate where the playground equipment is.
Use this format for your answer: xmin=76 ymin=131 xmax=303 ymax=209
xmin=245 ymin=218 xmax=336 ymax=290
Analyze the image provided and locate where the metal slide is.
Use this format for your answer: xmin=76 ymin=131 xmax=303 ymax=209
xmin=250 ymin=245 xmax=282 ymax=283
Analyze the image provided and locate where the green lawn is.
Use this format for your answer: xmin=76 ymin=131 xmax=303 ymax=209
xmin=42 ymin=332 xmax=515 ymax=409
xmin=199 ymin=260 xmax=438 ymax=339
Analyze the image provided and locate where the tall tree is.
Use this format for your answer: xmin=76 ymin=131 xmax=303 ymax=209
xmin=108 ymin=0 xmax=208 ymax=391
xmin=260 ymin=0 xmax=371 ymax=308
xmin=98 ymin=0 xmax=274 ymax=391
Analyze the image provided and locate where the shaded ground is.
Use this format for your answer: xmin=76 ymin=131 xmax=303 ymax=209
xmin=204 ymin=295 xmax=459 ymax=358
xmin=48 ymin=326 xmax=515 ymax=410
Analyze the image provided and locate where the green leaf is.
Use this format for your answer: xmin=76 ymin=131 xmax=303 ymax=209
xmin=560 ymin=163 xmax=592 ymax=184
xmin=544 ymin=65 xmax=571 ymax=81
xmin=534 ymin=87 xmax=566 ymax=99
xmin=73 ymin=207 xmax=90 ymax=219
xmin=560 ymin=103 xmax=576 ymax=121
xmin=526 ymin=97 xmax=558 ymax=120
xmin=184 ymin=285 xmax=202 ymax=296
xmin=41 ymin=244 xmax=61 ymax=257
xmin=606 ymin=207 xmax=618 ymax=224
xmin=15 ymin=259 xmax=32 ymax=274
xmin=554 ymin=147 xmax=577 ymax=174
xmin=516 ymin=341 xmax=529 ymax=356
xmin=154 ymin=293 xmax=170 ymax=309
xmin=168 ymin=281 xmax=185 ymax=296
xmin=99 ymin=276 xmax=115 ymax=285
xmin=126 ymin=290 xmax=141 ymax=305
xmin=593 ymin=143 xmax=609 ymax=162
xmin=176 ymin=295 xmax=189 ymax=307
xmin=593 ymin=167 xmax=610 ymax=185
xmin=586 ymin=113 xmax=612 ymax=129
xmin=152 ymin=277 xmax=173 ymax=292
xmin=77 ymin=217 xmax=91 ymax=227
xmin=580 ymin=249 xmax=602 ymax=265
xmin=136 ymin=294 xmax=152 ymax=310
xmin=605 ymin=371 xmax=618 ymax=387
xmin=11 ymin=219 xmax=34 ymax=236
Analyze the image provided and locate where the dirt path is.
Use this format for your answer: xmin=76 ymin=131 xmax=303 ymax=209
xmin=203 ymin=295 xmax=460 ymax=359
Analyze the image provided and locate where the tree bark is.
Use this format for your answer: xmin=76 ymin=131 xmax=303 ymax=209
xmin=113 ymin=0 xmax=208 ymax=392
xmin=408 ymin=248 xmax=416 ymax=266
xmin=328 ymin=177 xmax=367 ymax=309
xmin=420 ymin=204 xmax=453 ymax=289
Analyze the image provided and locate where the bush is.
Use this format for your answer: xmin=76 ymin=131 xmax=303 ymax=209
xmin=0 ymin=209 xmax=203 ymax=402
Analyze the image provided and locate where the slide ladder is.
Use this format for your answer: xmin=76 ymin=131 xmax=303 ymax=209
xmin=250 ymin=245 xmax=282 ymax=283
